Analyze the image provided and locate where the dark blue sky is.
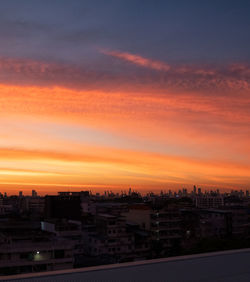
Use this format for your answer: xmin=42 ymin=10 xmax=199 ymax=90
xmin=0 ymin=0 xmax=250 ymax=67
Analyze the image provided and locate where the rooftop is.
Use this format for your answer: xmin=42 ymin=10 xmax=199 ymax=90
xmin=97 ymin=213 xmax=117 ymax=219
xmin=2 ymin=248 xmax=250 ymax=281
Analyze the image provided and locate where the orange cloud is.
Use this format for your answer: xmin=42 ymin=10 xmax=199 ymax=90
xmin=0 ymin=53 xmax=249 ymax=194
xmin=0 ymin=83 xmax=250 ymax=160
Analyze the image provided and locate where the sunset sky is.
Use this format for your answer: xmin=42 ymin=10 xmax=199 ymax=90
xmin=1 ymin=0 xmax=250 ymax=194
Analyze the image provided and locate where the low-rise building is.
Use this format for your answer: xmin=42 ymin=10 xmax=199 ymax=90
xmin=83 ymin=214 xmax=135 ymax=263
xmin=195 ymin=195 xmax=224 ymax=208
xmin=0 ymin=220 xmax=74 ymax=275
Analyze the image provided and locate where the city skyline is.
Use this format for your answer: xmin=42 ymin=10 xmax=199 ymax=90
xmin=1 ymin=185 xmax=250 ymax=197
xmin=1 ymin=0 xmax=250 ymax=194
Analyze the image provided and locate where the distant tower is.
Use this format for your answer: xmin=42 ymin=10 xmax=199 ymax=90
xmin=32 ymin=190 xmax=37 ymax=197
xmin=19 ymin=191 xmax=23 ymax=197
xmin=193 ymin=185 xmax=197 ymax=194
xmin=128 ymin=187 xmax=132 ymax=196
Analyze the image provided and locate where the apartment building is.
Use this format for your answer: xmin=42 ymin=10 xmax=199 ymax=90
xmin=83 ymin=214 xmax=135 ymax=263
xmin=0 ymin=220 xmax=74 ymax=275
xmin=123 ymin=204 xmax=182 ymax=256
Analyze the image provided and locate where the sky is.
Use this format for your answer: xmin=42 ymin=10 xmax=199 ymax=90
xmin=0 ymin=0 xmax=250 ymax=194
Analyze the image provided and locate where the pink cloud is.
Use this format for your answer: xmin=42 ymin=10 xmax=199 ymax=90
xmin=100 ymin=49 xmax=171 ymax=71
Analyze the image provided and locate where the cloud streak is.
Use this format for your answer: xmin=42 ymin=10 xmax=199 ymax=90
xmin=100 ymin=49 xmax=171 ymax=71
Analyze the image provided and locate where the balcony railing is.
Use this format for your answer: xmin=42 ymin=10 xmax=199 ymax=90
xmin=0 ymin=257 xmax=73 ymax=268
xmin=0 ymin=242 xmax=73 ymax=253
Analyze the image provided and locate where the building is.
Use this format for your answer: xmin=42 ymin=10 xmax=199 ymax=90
xmin=44 ymin=194 xmax=81 ymax=220
xmin=195 ymin=195 xmax=224 ymax=208
xmin=227 ymin=206 xmax=248 ymax=237
xmin=0 ymin=220 xmax=74 ymax=276
xmin=150 ymin=207 xmax=182 ymax=256
xmin=123 ymin=204 xmax=182 ymax=256
xmin=92 ymin=202 xmax=129 ymax=216
xmin=83 ymin=214 xmax=135 ymax=263
xmin=41 ymin=219 xmax=83 ymax=263
xmin=199 ymin=209 xmax=232 ymax=238
xmin=123 ymin=204 xmax=151 ymax=230
xmin=27 ymin=197 xmax=45 ymax=216
xmin=126 ymin=222 xmax=151 ymax=260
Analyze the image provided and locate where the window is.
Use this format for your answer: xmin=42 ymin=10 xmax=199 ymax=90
xmin=20 ymin=253 xmax=31 ymax=260
xmin=54 ymin=250 xmax=64 ymax=259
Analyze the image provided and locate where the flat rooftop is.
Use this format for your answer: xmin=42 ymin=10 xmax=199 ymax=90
xmin=2 ymin=248 xmax=250 ymax=282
